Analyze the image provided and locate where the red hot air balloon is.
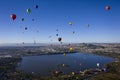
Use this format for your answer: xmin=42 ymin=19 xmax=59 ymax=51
xmin=58 ymin=37 xmax=62 ymax=42
xmin=10 ymin=14 xmax=16 ymax=20
xmin=106 ymin=6 xmax=110 ymax=11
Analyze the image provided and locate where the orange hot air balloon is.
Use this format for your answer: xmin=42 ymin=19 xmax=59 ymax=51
xmin=10 ymin=14 xmax=16 ymax=20
xmin=106 ymin=6 xmax=110 ymax=11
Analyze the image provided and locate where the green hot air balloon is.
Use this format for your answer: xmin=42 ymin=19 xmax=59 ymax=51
xmin=27 ymin=8 xmax=31 ymax=13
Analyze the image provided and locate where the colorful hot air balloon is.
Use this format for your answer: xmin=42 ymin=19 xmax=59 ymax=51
xmin=27 ymin=8 xmax=31 ymax=13
xmin=58 ymin=37 xmax=62 ymax=42
xmin=10 ymin=14 xmax=16 ymax=20
xmin=106 ymin=5 xmax=110 ymax=11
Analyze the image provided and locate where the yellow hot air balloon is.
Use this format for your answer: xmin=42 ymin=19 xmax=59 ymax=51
xmin=62 ymin=64 xmax=65 ymax=67
xmin=69 ymin=47 xmax=74 ymax=51
xmin=69 ymin=22 xmax=72 ymax=26
xmin=63 ymin=53 xmax=66 ymax=56
xmin=76 ymin=77 xmax=79 ymax=79
xmin=71 ymin=71 xmax=75 ymax=75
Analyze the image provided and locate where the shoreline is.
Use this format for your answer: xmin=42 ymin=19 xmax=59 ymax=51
xmin=0 ymin=43 xmax=120 ymax=79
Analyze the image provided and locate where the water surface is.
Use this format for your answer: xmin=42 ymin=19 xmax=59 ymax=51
xmin=17 ymin=53 xmax=114 ymax=76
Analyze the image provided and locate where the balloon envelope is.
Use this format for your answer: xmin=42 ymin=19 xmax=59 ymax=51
xmin=56 ymin=34 xmax=58 ymax=36
xmin=72 ymin=72 xmax=75 ymax=75
xmin=22 ymin=18 xmax=24 ymax=21
xmin=88 ymin=24 xmax=90 ymax=27
xmin=63 ymin=53 xmax=66 ymax=56
xmin=32 ymin=19 xmax=34 ymax=21
xmin=97 ymin=63 xmax=100 ymax=67
xmin=56 ymin=29 xmax=58 ymax=31
xmin=27 ymin=9 xmax=31 ymax=13
xmin=10 ymin=14 xmax=16 ymax=20
xmin=73 ymin=31 xmax=75 ymax=34
xmin=35 ymin=5 xmax=38 ymax=9
xmin=25 ymin=27 xmax=27 ymax=30
xmin=69 ymin=22 xmax=72 ymax=25
xmin=106 ymin=6 xmax=110 ymax=10
xmin=58 ymin=37 xmax=62 ymax=42
xmin=69 ymin=47 xmax=73 ymax=51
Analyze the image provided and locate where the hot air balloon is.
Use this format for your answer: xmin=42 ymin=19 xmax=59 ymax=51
xmin=32 ymin=19 xmax=34 ymax=21
xmin=106 ymin=5 xmax=110 ymax=11
xmin=68 ymin=43 xmax=71 ymax=46
xmin=62 ymin=64 xmax=65 ymax=67
xmin=55 ymin=70 xmax=59 ymax=74
xmin=73 ymin=31 xmax=75 ymax=34
xmin=88 ymin=24 xmax=90 ymax=27
xmin=27 ymin=8 xmax=31 ymax=13
xmin=10 ymin=14 xmax=16 ymax=20
xmin=56 ymin=29 xmax=58 ymax=31
xmin=97 ymin=63 xmax=100 ymax=67
xmin=49 ymin=36 xmax=52 ymax=38
xmin=35 ymin=5 xmax=38 ymax=9
xmin=69 ymin=47 xmax=74 ymax=51
xmin=56 ymin=34 xmax=58 ymax=36
xmin=80 ymin=63 xmax=82 ymax=66
xmin=25 ymin=27 xmax=27 ymax=30
xmin=58 ymin=37 xmax=62 ymax=42
xmin=22 ymin=18 xmax=24 ymax=21
xmin=71 ymin=71 xmax=75 ymax=75
xmin=103 ymin=67 xmax=107 ymax=72
xmin=69 ymin=22 xmax=72 ymax=26
xmin=36 ymin=30 xmax=39 ymax=33
xmin=63 ymin=53 xmax=66 ymax=56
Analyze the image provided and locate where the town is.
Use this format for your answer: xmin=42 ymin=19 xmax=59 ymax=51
xmin=0 ymin=43 xmax=120 ymax=80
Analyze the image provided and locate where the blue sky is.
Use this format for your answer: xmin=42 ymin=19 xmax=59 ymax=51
xmin=0 ymin=0 xmax=120 ymax=44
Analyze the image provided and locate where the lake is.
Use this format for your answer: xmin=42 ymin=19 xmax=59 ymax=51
xmin=16 ymin=52 xmax=115 ymax=76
